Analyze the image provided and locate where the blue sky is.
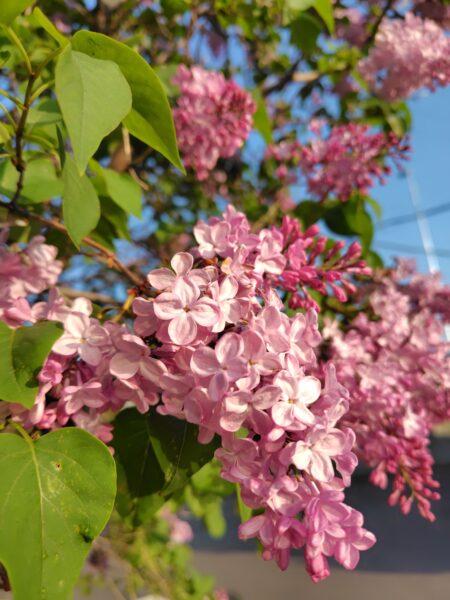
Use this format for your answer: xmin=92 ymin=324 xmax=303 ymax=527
xmin=372 ymin=86 xmax=450 ymax=283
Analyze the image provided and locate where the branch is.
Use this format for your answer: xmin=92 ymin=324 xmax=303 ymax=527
xmin=364 ymin=0 xmax=395 ymax=49
xmin=57 ymin=286 xmax=119 ymax=305
xmin=3 ymin=202 xmax=145 ymax=288
xmin=262 ymin=56 xmax=302 ymax=97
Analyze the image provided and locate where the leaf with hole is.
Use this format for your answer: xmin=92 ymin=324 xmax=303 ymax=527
xmin=0 ymin=428 xmax=116 ymax=600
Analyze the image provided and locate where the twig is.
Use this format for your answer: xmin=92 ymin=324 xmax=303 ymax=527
xmin=57 ymin=286 xmax=119 ymax=305
xmin=2 ymin=201 xmax=145 ymax=288
xmin=364 ymin=0 xmax=395 ymax=49
xmin=252 ymin=199 xmax=281 ymax=231
xmin=262 ymin=56 xmax=302 ymax=96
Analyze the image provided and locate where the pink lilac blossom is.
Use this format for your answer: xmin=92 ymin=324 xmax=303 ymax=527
xmin=335 ymin=8 xmax=367 ymax=47
xmin=359 ymin=12 xmax=450 ymax=101
xmin=0 ymin=214 xmax=375 ymax=580
xmin=0 ymin=230 xmax=62 ymax=326
xmin=127 ymin=206 xmax=375 ymax=579
xmin=265 ymin=123 xmax=408 ymax=202
xmin=172 ymin=65 xmax=256 ymax=180
xmin=323 ymin=260 xmax=450 ymax=521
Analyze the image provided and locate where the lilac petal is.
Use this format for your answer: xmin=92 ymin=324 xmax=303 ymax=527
xmin=208 ymin=371 xmax=228 ymax=402
xmin=191 ymin=297 xmax=220 ymax=327
xmin=272 ymin=402 xmax=296 ymax=427
xmin=298 ymin=376 xmax=322 ymax=405
xmin=219 ymin=276 xmax=238 ymax=300
xmin=171 ymin=252 xmax=194 ymax=276
xmin=251 ymin=385 xmax=281 ymax=410
xmin=153 ymin=292 xmax=183 ymax=319
xmin=148 ymin=268 xmax=176 ymax=290
xmin=110 ymin=352 xmax=139 ymax=379
xmin=64 ymin=313 xmax=88 ymax=338
xmin=216 ymin=332 xmax=243 ymax=363
xmin=174 ymin=278 xmax=199 ymax=307
xmin=310 ymin=452 xmax=334 ymax=482
xmin=140 ymin=356 xmax=167 ymax=384
xmin=191 ymin=347 xmax=220 ymax=377
xmin=168 ymin=312 xmax=197 ymax=345
xmin=79 ymin=343 xmax=102 ymax=366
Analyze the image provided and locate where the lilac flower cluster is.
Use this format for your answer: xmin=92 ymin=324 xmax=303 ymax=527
xmin=359 ymin=12 xmax=450 ymax=101
xmin=266 ymin=122 xmax=407 ymax=202
xmin=324 ymin=260 xmax=450 ymax=521
xmin=0 ymin=208 xmax=375 ymax=580
xmin=172 ymin=65 xmax=256 ymax=180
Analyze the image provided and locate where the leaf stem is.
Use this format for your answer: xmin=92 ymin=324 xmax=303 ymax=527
xmin=10 ymin=420 xmax=33 ymax=444
xmin=3 ymin=26 xmax=32 ymax=75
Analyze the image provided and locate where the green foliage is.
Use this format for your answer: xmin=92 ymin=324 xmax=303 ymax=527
xmin=93 ymin=163 xmax=142 ymax=219
xmin=31 ymin=7 xmax=68 ymax=47
xmin=0 ymin=157 xmax=62 ymax=204
xmin=0 ymin=428 xmax=116 ymax=600
xmin=55 ymin=46 xmax=132 ymax=174
xmin=62 ymin=154 xmax=100 ymax=246
xmin=0 ymin=0 xmax=35 ymax=25
xmin=0 ymin=321 xmax=62 ymax=408
xmin=71 ymin=31 xmax=184 ymax=173
xmin=252 ymin=89 xmax=273 ymax=143
xmin=112 ymin=408 xmax=219 ymax=524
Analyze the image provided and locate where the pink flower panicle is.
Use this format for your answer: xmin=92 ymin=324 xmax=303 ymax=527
xmin=172 ymin=65 xmax=256 ymax=180
xmin=0 ymin=211 xmax=376 ymax=580
xmin=359 ymin=12 xmax=450 ymax=101
xmin=0 ymin=232 xmax=63 ymax=326
xmin=278 ymin=215 xmax=371 ymax=310
xmin=324 ymin=260 xmax=450 ymax=521
xmin=266 ymin=123 xmax=408 ymax=202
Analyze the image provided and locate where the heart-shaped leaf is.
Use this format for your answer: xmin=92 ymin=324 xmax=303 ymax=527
xmin=0 ymin=427 xmax=116 ymax=600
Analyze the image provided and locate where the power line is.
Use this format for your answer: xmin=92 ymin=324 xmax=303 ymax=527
xmin=378 ymin=201 xmax=450 ymax=229
xmin=376 ymin=240 xmax=450 ymax=258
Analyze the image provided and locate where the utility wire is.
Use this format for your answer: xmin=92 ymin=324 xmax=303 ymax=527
xmin=378 ymin=201 xmax=450 ymax=229
xmin=376 ymin=240 xmax=450 ymax=258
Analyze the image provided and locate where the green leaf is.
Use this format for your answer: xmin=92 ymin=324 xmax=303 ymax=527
xmin=0 ymin=320 xmax=63 ymax=408
xmin=0 ymin=428 xmax=116 ymax=600
xmin=62 ymin=154 xmax=100 ymax=246
xmin=0 ymin=158 xmax=62 ymax=204
xmin=365 ymin=196 xmax=382 ymax=220
xmin=252 ymin=89 xmax=273 ymax=144
xmin=324 ymin=199 xmax=374 ymax=251
xmin=31 ymin=8 xmax=68 ymax=47
xmin=204 ymin=499 xmax=226 ymax=538
xmin=236 ymin=483 xmax=252 ymax=523
xmin=294 ymin=200 xmax=325 ymax=228
xmin=98 ymin=166 xmax=142 ymax=218
xmin=55 ymin=46 xmax=132 ymax=174
xmin=0 ymin=122 xmax=11 ymax=143
xmin=112 ymin=408 xmax=219 ymax=522
xmin=71 ymin=31 xmax=184 ymax=173
xmin=28 ymin=99 xmax=63 ymax=127
xmin=0 ymin=0 xmax=35 ymax=25
xmin=290 ymin=12 xmax=322 ymax=53
xmin=313 ymin=0 xmax=334 ymax=33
